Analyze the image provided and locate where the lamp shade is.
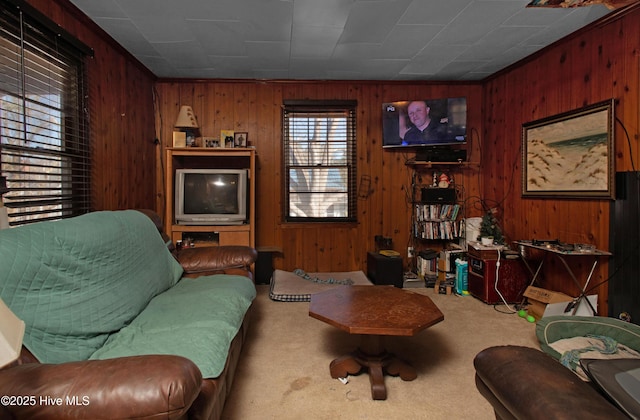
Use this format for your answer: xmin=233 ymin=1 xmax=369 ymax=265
xmin=0 ymin=297 xmax=25 ymax=368
xmin=175 ymin=106 xmax=199 ymax=129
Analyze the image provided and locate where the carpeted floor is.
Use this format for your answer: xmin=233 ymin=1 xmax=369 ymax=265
xmin=222 ymin=285 xmax=539 ymax=420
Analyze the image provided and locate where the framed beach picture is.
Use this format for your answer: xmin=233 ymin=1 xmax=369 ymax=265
xmin=522 ymin=99 xmax=615 ymax=199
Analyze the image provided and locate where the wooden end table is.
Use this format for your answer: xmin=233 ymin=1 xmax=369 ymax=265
xmin=309 ymin=285 xmax=444 ymax=400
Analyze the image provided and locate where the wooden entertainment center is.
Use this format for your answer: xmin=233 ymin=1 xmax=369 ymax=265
xmin=164 ymin=147 xmax=256 ymax=248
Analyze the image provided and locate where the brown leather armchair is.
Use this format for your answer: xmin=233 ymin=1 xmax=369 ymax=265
xmin=474 ymin=346 xmax=628 ymax=420
xmin=0 ymin=210 xmax=258 ymax=420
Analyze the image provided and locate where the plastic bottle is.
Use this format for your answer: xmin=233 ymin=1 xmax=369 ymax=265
xmin=455 ymin=258 xmax=468 ymax=295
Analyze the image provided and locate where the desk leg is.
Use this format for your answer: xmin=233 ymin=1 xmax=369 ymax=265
xmin=519 ymin=252 xmax=547 ymax=307
xmin=557 ymin=256 xmax=598 ymax=316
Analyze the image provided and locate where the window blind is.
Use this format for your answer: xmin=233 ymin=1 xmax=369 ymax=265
xmin=282 ymin=100 xmax=357 ymax=222
xmin=0 ymin=0 xmax=91 ymax=225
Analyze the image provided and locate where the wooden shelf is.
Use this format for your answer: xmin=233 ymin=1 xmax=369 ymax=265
xmin=405 ymin=160 xmax=480 ymax=168
xmin=164 ymin=148 xmax=255 ymax=248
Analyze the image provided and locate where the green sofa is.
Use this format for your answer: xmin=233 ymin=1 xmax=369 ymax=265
xmin=0 ymin=210 xmax=257 ymax=419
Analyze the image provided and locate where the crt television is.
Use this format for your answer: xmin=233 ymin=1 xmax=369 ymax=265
xmin=175 ymin=168 xmax=248 ymax=225
xmin=382 ymin=97 xmax=467 ymax=148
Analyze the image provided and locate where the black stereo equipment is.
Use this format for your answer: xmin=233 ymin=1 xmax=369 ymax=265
xmin=421 ymin=187 xmax=457 ymax=203
xmin=415 ymin=148 xmax=467 ymax=162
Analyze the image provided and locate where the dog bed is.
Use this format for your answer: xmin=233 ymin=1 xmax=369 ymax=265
xmin=269 ymin=269 xmax=372 ymax=302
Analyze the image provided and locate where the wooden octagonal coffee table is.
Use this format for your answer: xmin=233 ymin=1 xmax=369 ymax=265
xmin=309 ymin=285 xmax=444 ymax=400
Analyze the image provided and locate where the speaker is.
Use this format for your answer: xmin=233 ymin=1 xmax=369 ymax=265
xmin=421 ymin=187 xmax=456 ymax=203
xmin=367 ymin=252 xmax=403 ymax=288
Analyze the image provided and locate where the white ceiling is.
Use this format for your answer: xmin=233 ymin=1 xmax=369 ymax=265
xmin=69 ymin=0 xmax=615 ymax=81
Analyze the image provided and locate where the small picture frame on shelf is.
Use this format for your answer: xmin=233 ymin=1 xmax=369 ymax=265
xmin=234 ymin=132 xmax=248 ymax=148
xmin=221 ymin=130 xmax=234 ymax=148
xmin=202 ymin=137 xmax=219 ymax=148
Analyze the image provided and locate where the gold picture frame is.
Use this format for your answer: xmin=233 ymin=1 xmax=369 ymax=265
xmin=221 ymin=130 xmax=235 ymax=148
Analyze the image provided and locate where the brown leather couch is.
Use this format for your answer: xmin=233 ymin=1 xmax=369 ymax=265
xmin=473 ymin=345 xmax=628 ymax=420
xmin=0 ymin=210 xmax=257 ymax=420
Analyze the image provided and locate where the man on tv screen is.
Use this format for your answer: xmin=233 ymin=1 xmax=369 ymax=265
xmin=402 ymin=100 xmax=448 ymax=145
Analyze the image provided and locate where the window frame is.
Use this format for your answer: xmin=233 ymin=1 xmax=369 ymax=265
xmin=282 ymin=99 xmax=358 ymax=223
xmin=0 ymin=0 xmax=92 ymax=226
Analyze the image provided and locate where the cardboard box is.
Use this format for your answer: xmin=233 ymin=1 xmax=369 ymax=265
xmin=543 ymin=295 xmax=598 ymax=317
xmin=523 ymin=286 xmax=573 ymax=320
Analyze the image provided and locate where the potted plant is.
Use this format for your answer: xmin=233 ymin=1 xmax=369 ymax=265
xmin=478 ymin=209 xmax=504 ymax=245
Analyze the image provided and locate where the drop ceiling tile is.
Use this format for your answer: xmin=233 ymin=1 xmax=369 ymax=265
xmin=291 ymin=25 xmax=343 ymax=58
xmin=458 ymin=26 xmax=541 ymax=61
xmin=245 ymin=41 xmax=291 ymax=61
xmin=401 ymin=44 xmax=468 ymax=75
xmin=293 ymin=0 xmax=352 ymax=27
xmin=130 ymin=16 xmax=194 ymax=43
xmin=152 ymin=41 xmax=211 ymax=68
xmin=113 ymin=0 xmax=184 ymax=19
xmin=504 ymin=7 xmax=575 ymax=26
xmin=235 ymin=1 xmax=294 ymax=42
xmin=435 ymin=60 xmax=490 ymax=78
xmin=338 ymin=0 xmax=412 ymax=44
xmin=332 ymin=43 xmax=383 ymax=60
xmin=431 ymin=1 xmax=528 ymax=46
xmin=70 ymin=0 xmax=127 ymax=19
xmin=359 ymin=59 xmax=412 ymax=78
xmin=93 ymin=17 xmax=160 ymax=57
xmin=399 ymin=0 xmax=474 ymax=25
xmin=380 ymin=24 xmax=446 ymax=59
xmin=188 ymin=20 xmax=248 ymax=56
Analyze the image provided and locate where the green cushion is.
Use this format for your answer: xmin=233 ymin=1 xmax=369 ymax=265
xmin=537 ymin=316 xmax=640 ymax=360
xmin=90 ymin=274 xmax=256 ymax=378
xmin=0 ymin=210 xmax=184 ymax=363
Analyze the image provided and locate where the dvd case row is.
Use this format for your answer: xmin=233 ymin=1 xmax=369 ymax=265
xmin=415 ymin=203 xmax=461 ymax=221
xmin=414 ymin=220 xmax=462 ymax=240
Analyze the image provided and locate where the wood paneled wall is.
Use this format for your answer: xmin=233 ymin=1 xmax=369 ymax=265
xmin=482 ymin=5 xmax=640 ymax=314
xmin=27 ymin=0 xmax=158 ymax=211
xmin=154 ymin=82 xmax=483 ymax=273
xmin=32 ymin=0 xmax=639 ymax=316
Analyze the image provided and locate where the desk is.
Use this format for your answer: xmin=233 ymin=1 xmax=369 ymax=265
xmin=515 ymin=241 xmax=611 ymax=315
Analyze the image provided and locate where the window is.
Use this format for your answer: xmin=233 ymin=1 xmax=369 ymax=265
xmin=283 ymin=100 xmax=357 ymax=222
xmin=0 ymin=0 xmax=92 ymax=226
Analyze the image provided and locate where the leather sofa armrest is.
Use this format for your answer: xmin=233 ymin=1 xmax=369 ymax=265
xmin=474 ymin=346 xmax=627 ymax=420
xmin=177 ymin=245 xmax=257 ymax=278
xmin=0 ymin=355 xmax=202 ymax=420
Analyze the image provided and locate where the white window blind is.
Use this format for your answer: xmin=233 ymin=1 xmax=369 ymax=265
xmin=283 ymin=100 xmax=357 ymax=222
xmin=0 ymin=0 xmax=91 ymax=226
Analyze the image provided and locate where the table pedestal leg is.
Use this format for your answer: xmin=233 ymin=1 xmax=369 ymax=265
xmin=329 ymin=334 xmax=416 ymax=400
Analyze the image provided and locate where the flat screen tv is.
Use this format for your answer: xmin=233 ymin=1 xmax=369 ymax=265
xmin=175 ymin=168 xmax=248 ymax=225
xmin=382 ymin=97 xmax=467 ymax=148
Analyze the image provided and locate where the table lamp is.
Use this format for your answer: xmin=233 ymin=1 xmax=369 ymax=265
xmin=0 ymin=297 xmax=25 ymax=368
xmin=174 ymin=106 xmax=199 ymax=147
